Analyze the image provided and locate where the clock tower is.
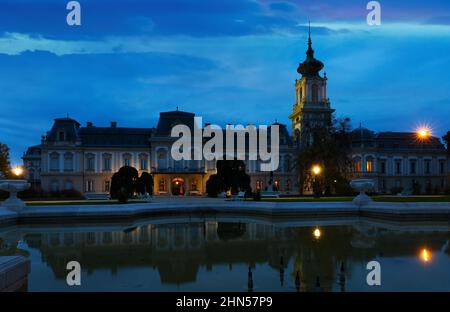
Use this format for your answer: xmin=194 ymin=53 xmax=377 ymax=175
xmin=289 ymin=26 xmax=335 ymax=148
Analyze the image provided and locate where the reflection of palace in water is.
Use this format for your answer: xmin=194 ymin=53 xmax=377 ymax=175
xmin=20 ymin=221 xmax=450 ymax=291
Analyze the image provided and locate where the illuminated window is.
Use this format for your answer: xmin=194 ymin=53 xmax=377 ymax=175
xmin=366 ymin=158 xmax=374 ymax=172
xmin=191 ymin=180 xmax=198 ymax=191
xmin=159 ymin=179 xmax=166 ymax=192
xmin=354 ymin=158 xmax=361 ymax=172
xmin=256 ymin=180 xmax=263 ymax=191
xmin=274 ymin=180 xmax=280 ymax=191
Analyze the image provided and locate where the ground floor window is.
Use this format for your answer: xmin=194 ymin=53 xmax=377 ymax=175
xmin=64 ymin=180 xmax=73 ymax=190
xmin=104 ymin=180 xmax=110 ymax=193
xmin=286 ymin=179 xmax=291 ymax=191
xmin=159 ymin=179 xmax=166 ymax=192
xmin=256 ymin=180 xmax=263 ymax=191
xmin=51 ymin=180 xmax=60 ymax=192
xmin=85 ymin=180 xmax=94 ymax=192
xmin=274 ymin=180 xmax=280 ymax=191
xmin=191 ymin=180 xmax=198 ymax=191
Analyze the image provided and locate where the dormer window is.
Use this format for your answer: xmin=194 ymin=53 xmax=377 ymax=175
xmin=58 ymin=131 xmax=65 ymax=141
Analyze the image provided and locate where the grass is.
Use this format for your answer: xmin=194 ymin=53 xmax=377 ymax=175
xmin=18 ymin=195 xmax=450 ymax=206
xmin=262 ymin=195 xmax=450 ymax=203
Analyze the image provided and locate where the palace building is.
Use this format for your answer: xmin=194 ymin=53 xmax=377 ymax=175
xmin=22 ymin=30 xmax=449 ymax=196
xmin=23 ymin=110 xmax=298 ymax=196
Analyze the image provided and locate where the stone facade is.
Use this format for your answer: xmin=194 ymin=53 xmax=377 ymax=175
xmin=23 ymin=112 xmax=298 ymax=196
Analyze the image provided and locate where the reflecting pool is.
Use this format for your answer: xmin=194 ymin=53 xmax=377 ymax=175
xmin=1 ymin=216 xmax=449 ymax=291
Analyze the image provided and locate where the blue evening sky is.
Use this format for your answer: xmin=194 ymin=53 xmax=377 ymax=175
xmin=0 ymin=0 xmax=450 ymax=163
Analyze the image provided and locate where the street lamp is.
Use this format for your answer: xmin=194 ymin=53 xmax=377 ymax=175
xmin=311 ymin=165 xmax=322 ymax=198
xmin=416 ymin=126 xmax=431 ymax=141
xmin=12 ymin=166 xmax=24 ymax=177
xmin=312 ymin=165 xmax=322 ymax=176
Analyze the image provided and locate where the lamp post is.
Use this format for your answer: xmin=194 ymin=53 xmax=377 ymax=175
xmin=12 ymin=166 xmax=24 ymax=178
xmin=311 ymin=165 xmax=322 ymax=198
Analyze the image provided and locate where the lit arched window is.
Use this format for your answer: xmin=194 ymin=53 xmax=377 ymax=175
xmin=353 ymin=157 xmax=362 ymax=172
xmin=366 ymin=157 xmax=374 ymax=173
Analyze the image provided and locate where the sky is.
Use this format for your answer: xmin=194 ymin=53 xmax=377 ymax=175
xmin=1 ymin=0 xmax=450 ymax=164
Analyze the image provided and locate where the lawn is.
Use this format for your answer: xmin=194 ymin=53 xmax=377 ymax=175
xmin=262 ymin=195 xmax=450 ymax=203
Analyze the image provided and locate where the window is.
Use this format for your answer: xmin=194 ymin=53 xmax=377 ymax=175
xmin=440 ymin=161 xmax=445 ymax=175
xmin=86 ymin=154 xmax=95 ymax=171
xmin=286 ymin=179 xmax=291 ymax=192
xmin=311 ymin=84 xmax=319 ymax=103
xmin=395 ymin=161 xmax=402 ymax=175
xmin=58 ymin=131 xmax=65 ymax=141
xmin=274 ymin=180 xmax=280 ymax=191
xmin=123 ymin=153 xmax=132 ymax=167
xmin=139 ymin=155 xmax=148 ymax=170
xmin=380 ymin=161 xmax=386 ymax=174
xmin=366 ymin=158 xmax=374 ymax=173
xmin=50 ymin=180 xmax=60 ymax=192
xmin=85 ymin=180 xmax=94 ymax=192
xmin=191 ymin=180 xmax=198 ymax=191
xmin=64 ymin=152 xmax=73 ymax=171
xmin=354 ymin=158 xmax=361 ymax=172
xmin=425 ymin=160 xmax=431 ymax=175
xmin=104 ymin=180 xmax=110 ymax=193
xmin=410 ymin=160 xmax=416 ymax=174
xmin=284 ymin=157 xmax=291 ymax=172
xmin=256 ymin=180 xmax=263 ymax=191
xmin=64 ymin=180 xmax=73 ymax=190
xmin=157 ymin=149 xmax=167 ymax=169
xmin=101 ymin=154 xmax=112 ymax=171
xmin=159 ymin=179 xmax=166 ymax=192
xmin=50 ymin=152 xmax=60 ymax=172
xmin=380 ymin=179 xmax=386 ymax=191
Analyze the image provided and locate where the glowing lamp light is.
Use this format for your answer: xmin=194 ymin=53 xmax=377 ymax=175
xmin=313 ymin=228 xmax=321 ymax=239
xmin=420 ymin=248 xmax=431 ymax=263
xmin=416 ymin=126 xmax=432 ymax=141
xmin=312 ymin=165 xmax=322 ymax=176
xmin=12 ymin=166 xmax=24 ymax=177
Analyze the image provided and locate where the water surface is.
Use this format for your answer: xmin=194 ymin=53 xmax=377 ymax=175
xmin=1 ymin=216 xmax=449 ymax=291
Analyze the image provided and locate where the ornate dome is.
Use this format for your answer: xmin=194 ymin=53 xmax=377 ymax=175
xmin=297 ymin=27 xmax=324 ymax=77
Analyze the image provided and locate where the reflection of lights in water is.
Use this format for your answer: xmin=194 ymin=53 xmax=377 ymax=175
xmin=420 ymin=248 xmax=431 ymax=263
xmin=313 ymin=228 xmax=321 ymax=239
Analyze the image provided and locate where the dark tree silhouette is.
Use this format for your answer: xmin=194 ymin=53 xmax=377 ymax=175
xmin=0 ymin=143 xmax=11 ymax=178
xmin=137 ymin=172 xmax=154 ymax=195
xmin=206 ymin=160 xmax=252 ymax=197
xmin=110 ymin=166 xmax=139 ymax=203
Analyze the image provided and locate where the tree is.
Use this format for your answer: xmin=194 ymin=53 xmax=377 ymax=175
xmin=0 ymin=143 xmax=11 ymax=178
xmin=206 ymin=174 xmax=221 ymax=197
xmin=297 ymin=117 xmax=353 ymax=196
xmin=443 ymin=131 xmax=450 ymax=155
xmin=205 ymin=160 xmax=252 ymax=197
xmin=136 ymin=172 xmax=154 ymax=195
xmin=110 ymin=166 xmax=139 ymax=203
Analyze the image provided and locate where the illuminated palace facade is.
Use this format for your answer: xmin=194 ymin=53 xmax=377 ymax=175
xmin=22 ymin=111 xmax=298 ymax=196
xmin=23 ymin=32 xmax=449 ymax=196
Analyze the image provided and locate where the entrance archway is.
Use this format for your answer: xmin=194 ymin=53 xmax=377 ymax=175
xmin=171 ymin=177 xmax=185 ymax=196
